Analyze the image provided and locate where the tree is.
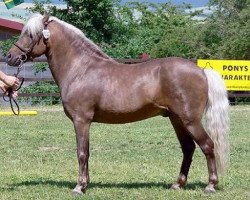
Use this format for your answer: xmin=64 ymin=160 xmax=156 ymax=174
xmin=28 ymin=0 xmax=127 ymax=44
xmin=195 ymin=0 xmax=250 ymax=59
xmin=49 ymin=0 xmax=124 ymax=44
xmin=104 ymin=2 xmax=201 ymax=59
xmin=4 ymin=0 xmax=249 ymax=60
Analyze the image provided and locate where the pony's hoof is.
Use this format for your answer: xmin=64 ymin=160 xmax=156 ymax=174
xmin=170 ymin=184 xmax=182 ymax=190
xmin=204 ymin=186 xmax=216 ymax=194
xmin=72 ymin=188 xmax=83 ymax=196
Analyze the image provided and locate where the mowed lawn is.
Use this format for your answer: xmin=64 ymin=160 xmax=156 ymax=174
xmin=0 ymin=105 xmax=249 ymax=200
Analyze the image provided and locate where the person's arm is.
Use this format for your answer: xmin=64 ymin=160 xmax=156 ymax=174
xmin=0 ymin=70 xmax=8 ymax=82
xmin=0 ymin=80 xmax=6 ymax=92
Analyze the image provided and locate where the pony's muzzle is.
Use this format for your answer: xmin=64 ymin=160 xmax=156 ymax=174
xmin=6 ymin=53 xmax=22 ymax=66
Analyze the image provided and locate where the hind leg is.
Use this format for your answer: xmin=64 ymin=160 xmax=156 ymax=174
xmin=169 ymin=114 xmax=196 ymax=190
xmin=184 ymin=121 xmax=218 ymax=193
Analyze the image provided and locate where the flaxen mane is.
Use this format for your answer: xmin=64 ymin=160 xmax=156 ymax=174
xmin=22 ymin=13 xmax=111 ymax=59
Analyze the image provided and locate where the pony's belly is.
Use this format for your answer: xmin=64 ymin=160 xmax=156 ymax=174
xmin=92 ymin=106 xmax=164 ymax=124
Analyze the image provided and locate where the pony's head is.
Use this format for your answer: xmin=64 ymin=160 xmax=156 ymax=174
xmin=7 ymin=14 xmax=50 ymax=66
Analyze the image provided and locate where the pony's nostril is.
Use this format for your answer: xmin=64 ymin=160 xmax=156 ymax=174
xmin=6 ymin=53 xmax=13 ymax=63
xmin=6 ymin=53 xmax=12 ymax=60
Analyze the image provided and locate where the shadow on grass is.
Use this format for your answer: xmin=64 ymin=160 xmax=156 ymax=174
xmin=89 ymin=181 xmax=170 ymax=189
xmin=6 ymin=179 xmax=208 ymax=191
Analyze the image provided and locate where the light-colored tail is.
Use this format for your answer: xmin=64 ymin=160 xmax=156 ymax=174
xmin=204 ymin=69 xmax=230 ymax=173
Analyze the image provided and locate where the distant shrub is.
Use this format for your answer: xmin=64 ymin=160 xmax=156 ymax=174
xmin=20 ymin=81 xmax=60 ymax=105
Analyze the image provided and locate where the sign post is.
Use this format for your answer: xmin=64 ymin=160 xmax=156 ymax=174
xmin=197 ymin=59 xmax=250 ymax=91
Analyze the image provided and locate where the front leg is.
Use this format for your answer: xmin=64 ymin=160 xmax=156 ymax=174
xmin=72 ymin=115 xmax=92 ymax=195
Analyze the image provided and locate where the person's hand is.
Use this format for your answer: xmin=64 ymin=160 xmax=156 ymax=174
xmin=3 ymin=75 xmax=20 ymax=90
xmin=11 ymin=91 xmax=18 ymax=99
xmin=0 ymin=80 xmax=18 ymax=99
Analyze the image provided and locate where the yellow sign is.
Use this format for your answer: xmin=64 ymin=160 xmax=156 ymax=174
xmin=197 ymin=59 xmax=250 ymax=91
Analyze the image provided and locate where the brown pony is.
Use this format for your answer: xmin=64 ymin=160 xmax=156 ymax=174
xmin=7 ymin=14 xmax=229 ymax=195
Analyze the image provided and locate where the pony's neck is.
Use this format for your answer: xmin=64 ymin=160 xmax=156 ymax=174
xmin=45 ymin=20 xmax=113 ymax=87
xmin=52 ymin=18 xmax=111 ymax=59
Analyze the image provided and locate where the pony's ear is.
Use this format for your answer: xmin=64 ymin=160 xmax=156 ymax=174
xmin=42 ymin=13 xmax=50 ymax=25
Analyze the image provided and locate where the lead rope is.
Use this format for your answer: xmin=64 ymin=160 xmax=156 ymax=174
xmin=3 ymin=61 xmax=25 ymax=115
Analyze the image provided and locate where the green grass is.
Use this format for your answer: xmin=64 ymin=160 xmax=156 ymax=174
xmin=0 ymin=105 xmax=249 ymax=200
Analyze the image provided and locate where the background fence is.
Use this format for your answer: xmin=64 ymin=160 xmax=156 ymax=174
xmin=0 ymin=57 xmax=250 ymax=106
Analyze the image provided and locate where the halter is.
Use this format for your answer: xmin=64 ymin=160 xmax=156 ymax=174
xmin=13 ymin=19 xmax=51 ymax=62
xmin=4 ymin=17 xmax=51 ymax=115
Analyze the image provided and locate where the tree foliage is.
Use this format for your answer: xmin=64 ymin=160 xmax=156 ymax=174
xmin=0 ymin=36 xmax=18 ymax=56
xmin=103 ymin=0 xmax=250 ymax=59
xmin=2 ymin=0 xmax=250 ymax=60
xmin=29 ymin=0 xmax=126 ymax=44
xmin=197 ymin=0 xmax=250 ymax=59
xmin=104 ymin=2 xmax=199 ymax=58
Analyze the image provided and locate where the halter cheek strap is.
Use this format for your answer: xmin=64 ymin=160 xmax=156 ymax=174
xmin=14 ymin=43 xmax=30 ymax=54
xmin=14 ymin=20 xmax=51 ymax=60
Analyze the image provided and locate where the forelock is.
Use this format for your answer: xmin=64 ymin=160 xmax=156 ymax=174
xmin=21 ymin=13 xmax=44 ymax=39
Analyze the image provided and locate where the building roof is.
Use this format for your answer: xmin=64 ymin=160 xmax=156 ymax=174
xmin=0 ymin=18 xmax=23 ymax=31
